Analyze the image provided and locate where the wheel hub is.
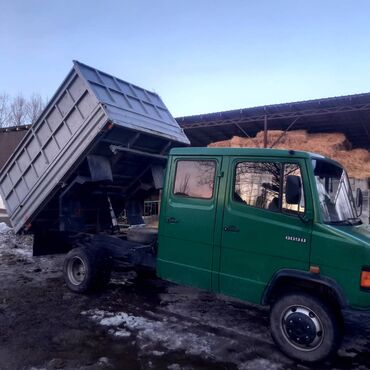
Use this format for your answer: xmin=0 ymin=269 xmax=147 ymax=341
xmin=282 ymin=306 xmax=324 ymax=350
xmin=285 ymin=312 xmax=317 ymax=345
xmin=67 ymin=256 xmax=86 ymax=286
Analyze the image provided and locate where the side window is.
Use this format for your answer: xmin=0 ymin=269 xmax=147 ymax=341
xmin=234 ymin=162 xmax=281 ymax=211
xmin=233 ymin=161 xmax=305 ymax=215
xmin=282 ymin=163 xmax=305 ymax=214
xmin=173 ymin=160 xmax=216 ymax=199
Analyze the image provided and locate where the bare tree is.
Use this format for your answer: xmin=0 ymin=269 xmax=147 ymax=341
xmin=10 ymin=93 xmax=28 ymax=126
xmin=176 ymin=173 xmax=191 ymax=195
xmin=0 ymin=92 xmax=46 ymax=127
xmin=26 ymin=93 xmax=45 ymax=124
xmin=0 ymin=93 xmax=10 ymax=128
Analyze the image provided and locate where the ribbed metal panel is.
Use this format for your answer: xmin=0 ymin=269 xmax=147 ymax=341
xmin=0 ymin=61 xmax=189 ymax=232
xmin=75 ymin=61 xmax=188 ymax=144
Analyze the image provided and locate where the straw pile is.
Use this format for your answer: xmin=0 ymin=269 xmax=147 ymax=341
xmin=208 ymin=130 xmax=370 ymax=179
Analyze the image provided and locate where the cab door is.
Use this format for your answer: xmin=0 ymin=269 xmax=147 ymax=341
xmin=218 ymin=157 xmax=313 ymax=303
xmin=157 ymin=155 xmax=223 ymax=290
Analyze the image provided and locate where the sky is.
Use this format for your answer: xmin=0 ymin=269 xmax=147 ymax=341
xmin=1 ymin=0 xmax=370 ymax=117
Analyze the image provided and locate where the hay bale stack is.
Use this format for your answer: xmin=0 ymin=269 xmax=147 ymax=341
xmin=209 ymin=130 xmax=370 ymax=179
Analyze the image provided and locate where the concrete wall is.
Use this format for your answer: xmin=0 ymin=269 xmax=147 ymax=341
xmin=0 ymin=129 xmax=28 ymax=170
xmin=0 ymin=129 xmax=27 ymax=226
xmin=0 ymin=197 xmax=9 ymax=225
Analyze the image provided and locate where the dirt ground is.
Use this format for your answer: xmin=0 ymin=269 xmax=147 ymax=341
xmin=1 ymin=227 xmax=370 ymax=370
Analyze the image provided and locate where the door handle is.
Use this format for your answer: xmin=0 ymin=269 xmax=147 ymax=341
xmin=224 ymin=225 xmax=240 ymax=232
xmin=166 ymin=217 xmax=179 ymax=224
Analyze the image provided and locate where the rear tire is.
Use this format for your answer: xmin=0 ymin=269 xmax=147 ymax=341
xmin=270 ymin=293 xmax=342 ymax=363
xmin=63 ymin=246 xmax=111 ymax=293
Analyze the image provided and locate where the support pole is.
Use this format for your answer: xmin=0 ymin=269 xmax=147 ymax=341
xmin=264 ymin=115 xmax=268 ymax=148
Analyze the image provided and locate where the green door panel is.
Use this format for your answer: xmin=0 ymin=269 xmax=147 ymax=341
xmin=220 ymin=205 xmax=312 ymax=303
xmin=218 ymin=157 xmax=313 ymax=304
xmin=157 ymin=156 xmax=223 ymax=290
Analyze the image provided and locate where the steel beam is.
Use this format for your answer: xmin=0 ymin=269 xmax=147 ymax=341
xmin=270 ymin=117 xmax=300 ymax=148
xmin=181 ymin=102 xmax=370 ymax=129
xmin=235 ymin=122 xmax=251 ymax=138
xmin=109 ymin=145 xmax=167 ymax=160
xmin=160 ymin=141 xmax=172 ymax=155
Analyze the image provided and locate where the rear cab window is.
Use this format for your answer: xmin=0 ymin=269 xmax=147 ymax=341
xmin=173 ymin=160 xmax=216 ymax=199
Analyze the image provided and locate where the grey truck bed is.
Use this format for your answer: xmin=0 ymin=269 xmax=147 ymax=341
xmin=0 ymin=61 xmax=189 ymax=233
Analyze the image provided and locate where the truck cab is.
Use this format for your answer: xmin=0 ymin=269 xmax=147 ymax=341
xmin=154 ymin=147 xmax=370 ymax=362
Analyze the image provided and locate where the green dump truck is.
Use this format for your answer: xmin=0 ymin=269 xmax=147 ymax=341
xmin=1 ymin=62 xmax=369 ymax=363
xmin=154 ymin=147 xmax=368 ymax=362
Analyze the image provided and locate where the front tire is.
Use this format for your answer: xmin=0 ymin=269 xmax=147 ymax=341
xmin=63 ymin=246 xmax=111 ymax=293
xmin=270 ymin=293 xmax=342 ymax=363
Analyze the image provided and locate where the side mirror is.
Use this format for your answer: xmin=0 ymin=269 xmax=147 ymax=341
xmin=286 ymin=175 xmax=302 ymax=205
xmin=356 ymin=188 xmax=363 ymax=217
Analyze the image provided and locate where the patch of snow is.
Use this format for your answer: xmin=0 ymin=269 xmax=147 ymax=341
xmin=110 ymin=278 xmax=131 ymax=286
xmin=97 ymin=357 xmax=112 ymax=367
xmin=337 ymin=348 xmax=358 ymax=358
xmin=0 ymin=228 xmax=33 ymax=260
xmin=100 ymin=314 xmax=128 ymax=326
xmin=84 ymin=309 xmax=213 ymax=357
xmin=167 ymin=365 xmax=181 ymax=370
xmin=238 ymin=359 xmax=280 ymax=370
xmin=82 ymin=281 xmax=295 ymax=370
xmin=14 ymin=247 xmax=32 ymax=257
xmin=83 ymin=307 xmax=287 ymax=370
xmin=0 ymin=222 xmax=10 ymax=233
xmin=110 ymin=271 xmax=137 ymax=286
xmin=108 ymin=328 xmax=131 ymax=338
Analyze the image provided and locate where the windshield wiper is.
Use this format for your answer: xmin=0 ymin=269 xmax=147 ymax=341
xmin=326 ymin=220 xmax=353 ymax=226
xmin=347 ymin=217 xmax=362 ymax=225
xmin=327 ymin=218 xmax=362 ymax=226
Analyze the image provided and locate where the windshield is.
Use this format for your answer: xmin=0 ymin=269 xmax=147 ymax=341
xmin=312 ymin=159 xmax=359 ymax=224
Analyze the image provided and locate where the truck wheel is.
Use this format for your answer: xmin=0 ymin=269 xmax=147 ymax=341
xmin=270 ymin=293 xmax=342 ymax=363
xmin=63 ymin=246 xmax=111 ymax=293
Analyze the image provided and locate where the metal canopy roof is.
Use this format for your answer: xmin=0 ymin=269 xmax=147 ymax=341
xmin=177 ymin=93 xmax=370 ymax=149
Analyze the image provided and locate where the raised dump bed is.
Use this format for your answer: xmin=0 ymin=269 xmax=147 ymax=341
xmin=0 ymin=61 xmax=189 ymax=234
